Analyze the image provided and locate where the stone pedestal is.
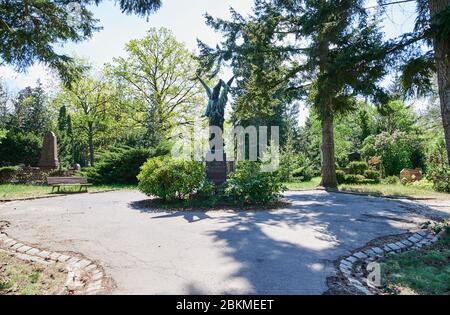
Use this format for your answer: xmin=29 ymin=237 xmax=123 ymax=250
xmin=207 ymin=160 xmax=227 ymax=185
xmin=38 ymin=132 xmax=59 ymax=170
xmin=206 ymin=151 xmax=227 ymax=185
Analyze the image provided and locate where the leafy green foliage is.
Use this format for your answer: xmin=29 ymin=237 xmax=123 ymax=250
xmin=336 ymin=170 xmax=346 ymax=185
xmin=138 ymin=157 xmax=206 ymax=201
xmin=8 ymin=84 xmax=51 ymax=137
xmin=199 ymin=0 xmax=391 ymax=188
xmin=426 ymin=134 xmax=450 ymax=192
xmin=111 ymin=27 xmax=204 ymax=147
xmin=336 ymin=171 xmax=379 ymax=185
xmin=292 ymin=166 xmax=314 ymax=182
xmin=348 ymin=161 xmax=368 ymax=175
xmin=0 ymin=0 xmax=161 ymax=82
xmin=56 ymin=106 xmax=73 ymax=168
xmin=225 ymin=161 xmax=286 ymax=205
xmin=0 ymin=129 xmax=6 ymax=144
xmin=279 ymin=150 xmax=315 ymax=182
xmin=364 ymin=170 xmax=381 ymax=181
xmin=342 ymin=174 xmax=359 ymax=184
xmin=384 ymin=176 xmax=400 ymax=185
xmin=362 ymin=131 xmax=426 ymax=177
xmin=427 ymin=164 xmax=450 ymax=193
xmin=400 ymin=53 xmax=436 ymax=98
xmin=0 ymin=131 xmax=41 ymax=167
xmin=85 ymin=146 xmax=168 ymax=185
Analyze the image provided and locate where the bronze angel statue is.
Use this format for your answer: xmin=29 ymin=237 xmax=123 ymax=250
xmin=197 ymin=76 xmax=234 ymax=130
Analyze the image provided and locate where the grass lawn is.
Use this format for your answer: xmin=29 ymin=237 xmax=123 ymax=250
xmin=339 ymin=183 xmax=450 ymax=199
xmin=0 ymin=251 xmax=66 ymax=295
xmin=381 ymin=229 xmax=450 ymax=295
xmin=284 ymin=177 xmax=322 ymax=190
xmin=284 ymin=177 xmax=450 ymax=199
xmin=0 ymin=183 xmax=135 ymax=201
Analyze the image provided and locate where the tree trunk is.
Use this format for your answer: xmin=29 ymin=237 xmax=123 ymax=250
xmin=88 ymin=122 xmax=95 ymax=167
xmin=429 ymin=0 xmax=450 ymax=165
xmin=320 ymin=113 xmax=338 ymax=188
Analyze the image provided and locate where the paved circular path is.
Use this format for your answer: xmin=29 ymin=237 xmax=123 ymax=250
xmin=0 ymin=190 xmax=445 ymax=294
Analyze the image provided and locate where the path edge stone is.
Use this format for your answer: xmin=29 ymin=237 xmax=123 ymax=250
xmin=0 ymin=232 xmax=106 ymax=295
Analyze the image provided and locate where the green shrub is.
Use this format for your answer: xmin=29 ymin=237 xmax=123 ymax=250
xmin=407 ymin=179 xmax=434 ymax=190
xmin=356 ymin=179 xmax=379 ymax=185
xmin=336 ymin=170 xmax=346 ymax=184
xmin=279 ymin=152 xmax=314 ymax=182
xmin=356 ymin=175 xmax=366 ymax=181
xmin=0 ymin=166 xmax=20 ymax=183
xmin=348 ymin=161 xmax=368 ymax=175
xmin=225 ymin=161 xmax=286 ymax=205
xmin=85 ymin=146 xmax=168 ymax=185
xmin=364 ymin=170 xmax=380 ymax=180
xmin=384 ymin=176 xmax=400 ymax=184
xmin=343 ymin=174 xmax=359 ymax=184
xmin=427 ymin=164 xmax=450 ymax=193
xmin=0 ymin=131 xmax=41 ymax=167
xmin=138 ymin=157 xmax=206 ymax=201
xmin=362 ymin=131 xmax=426 ymax=176
xmin=292 ymin=166 xmax=313 ymax=182
xmin=0 ymin=129 xmax=6 ymax=144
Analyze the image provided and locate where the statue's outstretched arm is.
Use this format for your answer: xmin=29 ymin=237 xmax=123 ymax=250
xmin=219 ymin=77 xmax=234 ymax=106
xmin=226 ymin=76 xmax=235 ymax=88
xmin=197 ymin=76 xmax=212 ymax=98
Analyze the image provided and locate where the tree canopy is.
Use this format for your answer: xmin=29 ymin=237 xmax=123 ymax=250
xmin=0 ymin=0 xmax=162 ymax=82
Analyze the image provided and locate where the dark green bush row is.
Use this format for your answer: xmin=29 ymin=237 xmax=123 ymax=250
xmin=85 ymin=146 xmax=168 ymax=185
xmin=347 ymin=161 xmax=369 ymax=175
xmin=336 ymin=169 xmax=380 ymax=185
xmin=291 ymin=166 xmax=314 ymax=182
xmin=0 ymin=131 xmax=41 ymax=167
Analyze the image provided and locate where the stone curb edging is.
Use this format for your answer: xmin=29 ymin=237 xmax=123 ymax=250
xmin=0 ymin=188 xmax=126 ymax=203
xmin=0 ymin=232 xmax=105 ymax=295
xmin=337 ymin=229 xmax=445 ymax=295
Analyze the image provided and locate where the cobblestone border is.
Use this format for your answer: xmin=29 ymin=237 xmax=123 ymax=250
xmin=337 ymin=229 xmax=445 ymax=295
xmin=0 ymin=232 xmax=105 ymax=295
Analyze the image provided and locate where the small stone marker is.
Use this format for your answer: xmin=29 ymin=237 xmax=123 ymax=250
xmin=38 ymin=132 xmax=59 ymax=170
xmin=400 ymin=168 xmax=422 ymax=183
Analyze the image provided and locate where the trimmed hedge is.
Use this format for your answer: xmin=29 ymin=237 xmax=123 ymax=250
xmin=85 ymin=146 xmax=168 ymax=185
xmin=348 ymin=161 xmax=369 ymax=175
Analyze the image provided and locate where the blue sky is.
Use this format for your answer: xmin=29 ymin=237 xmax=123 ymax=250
xmin=0 ymin=0 xmax=420 ymax=124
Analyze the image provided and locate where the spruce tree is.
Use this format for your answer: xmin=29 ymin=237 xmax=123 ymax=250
xmin=200 ymin=0 xmax=390 ymax=188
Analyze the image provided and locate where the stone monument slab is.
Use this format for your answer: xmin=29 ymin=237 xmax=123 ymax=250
xmin=38 ymin=132 xmax=59 ymax=170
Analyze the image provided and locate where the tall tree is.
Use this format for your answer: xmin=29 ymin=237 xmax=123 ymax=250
xmin=111 ymin=28 xmax=205 ymax=147
xmin=0 ymin=0 xmax=162 ymax=82
xmin=427 ymin=0 xmax=450 ymax=165
xmin=200 ymin=0 xmax=389 ymax=188
xmin=57 ymin=68 xmax=116 ymax=166
xmin=11 ymin=82 xmax=51 ymax=136
xmin=0 ymin=80 xmax=9 ymax=129
xmin=57 ymin=105 xmax=72 ymax=168
xmin=392 ymin=0 xmax=450 ymax=165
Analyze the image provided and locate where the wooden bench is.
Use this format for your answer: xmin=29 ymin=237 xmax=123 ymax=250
xmin=47 ymin=177 xmax=92 ymax=193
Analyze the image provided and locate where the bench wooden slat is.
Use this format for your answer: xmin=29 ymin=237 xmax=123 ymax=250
xmin=48 ymin=183 xmax=91 ymax=186
xmin=47 ymin=177 xmax=88 ymax=185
